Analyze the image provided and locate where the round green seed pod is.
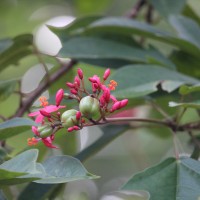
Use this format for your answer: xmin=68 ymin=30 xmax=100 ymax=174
xmin=79 ymin=96 xmax=101 ymax=120
xmin=61 ymin=109 xmax=78 ymax=128
xmin=38 ymin=125 xmax=52 ymax=138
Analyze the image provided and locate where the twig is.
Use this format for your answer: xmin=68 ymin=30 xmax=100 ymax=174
xmin=126 ymin=0 xmax=146 ymax=18
xmin=13 ymin=59 xmax=77 ymax=117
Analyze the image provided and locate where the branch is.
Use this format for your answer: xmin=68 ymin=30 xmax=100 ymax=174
xmin=126 ymin=0 xmax=146 ymax=18
xmin=13 ymin=59 xmax=77 ymax=117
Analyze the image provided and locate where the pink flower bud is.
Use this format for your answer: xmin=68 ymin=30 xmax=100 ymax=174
xmin=110 ymin=101 xmax=121 ymax=112
xmin=76 ymin=111 xmax=81 ymax=120
xmin=70 ymin=89 xmax=78 ymax=95
xmin=73 ymin=125 xmax=80 ymax=130
xmin=89 ymin=77 xmax=96 ymax=83
xmin=77 ymin=68 xmax=83 ymax=79
xmin=66 ymin=82 xmax=74 ymax=88
xmin=74 ymin=76 xmax=80 ymax=87
xmin=103 ymin=68 xmax=110 ymax=81
xmin=55 ymin=89 xmax=64 ymax=106
xmin=67 ymin=127 xmax=74 ymax=132
xmin=110 ymin=95 xmax=117 ymax=102
xmin=120 ymin=99 xmax=128 ymax=108
xmin=100 ymin=96 xmax=106 ymax=107
xmin=39 ymin=109 xmax=51 ymax=118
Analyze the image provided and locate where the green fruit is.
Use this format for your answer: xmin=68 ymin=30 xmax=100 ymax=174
xmin=79 ymin=96 xmax=101 ymax=120
xmin=38 ymin=125 xmax=52 ymax=138
xmin=61 ymin=109 xmax=78 ymax=128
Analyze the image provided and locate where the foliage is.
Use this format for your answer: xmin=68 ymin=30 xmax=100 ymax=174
xmin=0 ymin=0 xmax=200 ymax=199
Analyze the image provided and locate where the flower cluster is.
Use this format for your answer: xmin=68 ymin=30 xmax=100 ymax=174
xmin=28 ymin=68 xmax=128 ymax=148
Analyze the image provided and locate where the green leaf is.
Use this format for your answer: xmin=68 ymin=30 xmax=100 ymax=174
xmin=34 ymin=155 xmax=99 ymax=184
xmin=19 ymin=125 xmax=128 ymax=198
xmin=0 ymin=34 xmax=33 ymax=72
xmin=122 ymin=157 xmax=200 ymax=200
xmin=0 ymin=79 xmax=19 ymax=101
xmin=110 ymin=64 xmax=199 ymax=99
xmin=0 ymin=117 xmax=37 ymax=140
xmin=49 ymin=16 xmax=101 ymax=41
xmin=169 ymin=15 xmax=200 ymax=49
xmin=170 ymin=50 xmax=200 ymax=78
xmin=0 ymin=149 xmax=42 ymax=185
xmin=169 ymin=101 xmax=200 ymax=109
xmin=179 ymin=84 xmax=200 ymax=95
xmin=59 ymin=36 xmax=175 ymax=69
xmin=0 ymin=149 xmax=38 ymax=173
xmin=148 ymin=0 xmax=186 ymax=19
xmin=85 ymin=17 xmax=200 ymax=57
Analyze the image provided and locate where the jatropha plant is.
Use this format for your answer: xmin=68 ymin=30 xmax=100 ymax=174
xmin=28 ymin=68 xmax=128 ymax=148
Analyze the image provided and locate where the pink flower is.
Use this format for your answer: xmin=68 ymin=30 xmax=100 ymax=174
xmin=42 ymin=136 xmax=58 ymax=149
xmin=30 ymin=126 xmax=58 ymax=148
xmin=29 ymin=105 xmax=65 ymax=123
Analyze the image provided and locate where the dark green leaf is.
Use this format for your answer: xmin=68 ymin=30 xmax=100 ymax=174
xmin=110 ymin=64 xmax=199 ymax=99
xmin=122 ymin=157 xmax=200 ymax=200
xmin=148 ymin=0 xmax=186 ymax=19
xmin=34 ymin=155 xmax=99 ymax=184
xmin=18 ymin=183 xmax=58 ymax=200
xmin=170 ymin=50 xmax=200 ymax=78
xmin=59 ymin=36 xmax=175 ymax=69
xmin=85 ymin=17 xmax=200 ymax=57
xmin=0 ymin=118 xmax=37 ymax=140
xmin=0 ymin=79 xmax=19 ymax=101
xmin=0 ymin=34 xmax=33 ymax=72
xmin=169 ymin=15 xmax=200 ymax=49
xmin=49 ymin=16 xmax=101 ymax=41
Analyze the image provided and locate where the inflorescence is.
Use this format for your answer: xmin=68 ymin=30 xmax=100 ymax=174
xmin=28 ymin=68 xmax=128 ymax=148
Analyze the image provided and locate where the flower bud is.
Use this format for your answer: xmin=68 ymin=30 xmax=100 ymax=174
xmin=77 ymin=68 xmax=83 ymax=79
xmin=70 ymin=89 xmax=78 ymax=95
xmin=76 ymin=111 xmax=81 ymax=120
xmin=61 ymin=109 xmax=79 ymax=128
xmin=55 ymin=89 xmax=64 ymax=106
xmin=37 ymin=125 xmax=52 ymax=138
xmin=120 ymin=99 xmax=128 ymax=108
xmin=79 ymin=96 xmax=101 ymax=120
xmin=103 ymin=68 xmax=110 ymax=81
xmin=66 ymin=82 xmax=74 ymax=88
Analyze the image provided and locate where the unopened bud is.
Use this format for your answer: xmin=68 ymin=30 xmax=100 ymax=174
xmin=76 ymin=111 xmax=81 ymax=120
xmin=66 ymin=82 xmax=74 ymax=88
xmin=55 ymin=89 xmax=64 ymax=106
xmin=103 ymin=68 xmax=110 ymax=81
xmin=77 ymin=68 xmax=83 ymax=79
xmin=70 ymin=89 xmax=78 ymax=95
